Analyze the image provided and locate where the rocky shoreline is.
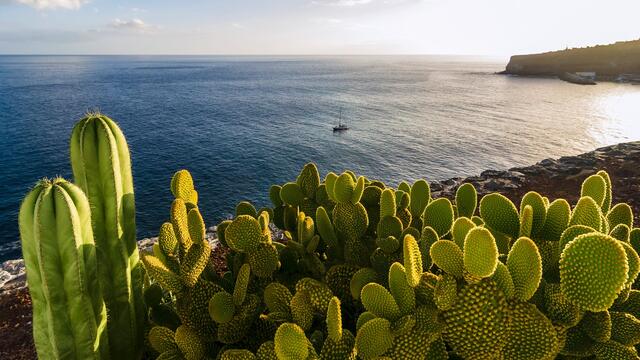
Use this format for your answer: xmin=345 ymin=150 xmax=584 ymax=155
xmin=2 ymin=141 xmax=640 ymax=359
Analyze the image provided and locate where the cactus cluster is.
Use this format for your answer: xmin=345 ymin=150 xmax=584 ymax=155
xmin=20 ymin=116 xmax=640 ymax=360
xmin=140 ymin=163 xmax=640 ymax=360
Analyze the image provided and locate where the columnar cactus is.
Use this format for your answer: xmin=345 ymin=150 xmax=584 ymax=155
xmin=19 ymin=178 xmax=109 ymax=359
xmin=70 ymin=113 xmax=145 ymax=358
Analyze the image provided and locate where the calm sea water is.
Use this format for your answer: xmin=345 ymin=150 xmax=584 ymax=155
xmin=1 ymin=55 xmax=639 ymax=261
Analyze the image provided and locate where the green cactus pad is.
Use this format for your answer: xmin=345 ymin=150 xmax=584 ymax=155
xmin=264 ymin=282 xmax=293 ymax=314
xmin=608 ymin=203 xmax=634 ymax=230
xmin=280 ymin=182 xmax=305 ymax=206
xmin=422 ymin=198 xmax=454 ymax=238
xmin=180 ymin=240 xmax=211 ymax=287
xmin=236 ymin=201 xmax=258 ymax=218
xmin=544 ymin=282 xmax=583 ymax=327
xmin=332 ymin=202 xmax=368 ymax=243
xmin=409 ymin=180 xmax=431 ymax=218
xmin=354 ymin=318 xmax=394 ymax=359
xmin=220 ymin=349 xmax=257 ymax=360
xmin=142 ymin=254 xmax=185 ymax=294
xmin=570 ymin=196 xmax=602 ymax=230
xmin=403 ymin=234 xmax=423 ymax=287
xmin=581 ymin=174 xmax=607 ymax=208
xmin=463 ymin=227 xmax=499 ymax=279
xmin=226 ymin=215 xmax=262 ymax=253
xmin=316 ymin=207 xmax=339 ymax=249
xmin=257 ymin=341 xmax=278 ymax=360
xmin=538 ymin=199 xmax=571 ymax=241
xmin=290 ymin=291 xmax=314 ymax=331
xmin=434 ymin=273 xmax=458 ymax=311
xmin=209 ymin=291 xmax=236 ymax=324
xmin=297 ymin=163 xmax=321 ymax=199
xmin=148 ymin=326 xmax=177 ymax=353
xmin=501 ymin=301 xmax=560 ymax=360
xmin=507 ymin=237 xmax=542 ymax=301
xmin=296 ymin=278 xmax=333 ymax=313
xmin=593 ymin=340 xmax=639 ymax=360
xmin=452 ymin=217 xmax=475 ymax=250
xmin=334 ymin=173 xmax=356 ymax=203
xmin=520 ymin=191 xmax=548 ymax=237
xmin=379 ymin=189 xmax=396 ymax=218
xmin=175 ymin=325 xmax=205 ymax=360
xmin=519 ymin=205 xmax=533 ymax=238
xmin=581 ymin=310 xmax=612 ymax=343
xmin=620 ymin=242 xmax=640 ymax=288
xmin=248 ymin=243 xmax=280 ymax=278
xmin=376 ymin=236 xmax=400 ymax=254
xmin=492 ymin=261 xmax=515 ymax=298
xmin=611 ymin=223 xmax=631 ymax=242
xmin=560 ymin=233 xmax=629 ymax=312
xmin=442 ymin=279 xmax=509 ymax=359
xmin=350 ymin=268 xmax=378 ymax=300
xmin=610 ymin=312 xmax=640 ymax=346
xmin=275 ymin=323 xmax=310 ymax=360
xmin=361 ymin=186 xmax=383 ymax=208
xmin=351 ymin=176 xmax=366 ymax=204
xmin=388 ymin=263 xmax=416 ymax=315
xmin=480 ymin=193 xmax=520 ymax=239
xmin=597 ymin=170 xmax=613 ymax=213
xmin=171 ymin=170 xmax=198 ymax=205
xmin=455 ymin=183 xmax=477 ymax=218
xmin=559 ymin=224 xmax=597 ymax=252
xmin=377 ymin=216 xmax=403 ymax=239
xmin=430 ymin=240 xmax=464 ymax=278
xmin=159 ymin=222 xmax=179 ymax=257
xmin=361 ymin=283 xmax=402 ymax=321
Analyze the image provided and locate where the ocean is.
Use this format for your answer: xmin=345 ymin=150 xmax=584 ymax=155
xmin=1 ymin=55 xmax=639 ymax=261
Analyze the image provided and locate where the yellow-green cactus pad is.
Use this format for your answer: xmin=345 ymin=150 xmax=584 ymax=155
xmin=430 ymin=240 xmax=464 ymax=278
xmin=320 ymin=330 xmax=356 ymax=360
xmin=377 ymin=216 xmax=403 ymax=239
xmin=171 ymin=198 xmax=193 ymax=251
xmin=257 ymin=341 xmax=278 ymax=360
xmin=377 ymin=236 xmax=400 ymax=254
xmin=597 ymin=170 xmax=613 ymax=213
xmin=581 ymin=311 xmax=612 ymax=342
xmin=520 ymin=191 xmax=548 ymax=238
xmin=148 ymin=326 xmax=177 ymax=354
xmin=434 ymin=273 xmax=458 ymax=311
xmin=142 ymin=254 xmax=184 ymax=294
xmin=593 ymin=340 xmax=639 ymax=360
xmin=570 ymin=196 xmax=602 ymax=230
xmin=226 ymin=215 xmax=262 ymax=253
xmin=236 ymin=201 xmax=258 ymax=218
xmin=422 ymin=198 xmax=454 ymax=238
xmin=351 ymin=176 xmax=365 ymax=204
xmin=581 ymin=174 xmax=607 ymax=208
xmin=159 ymin=222 xmax=179 ymax=257
xmin=297 ymin=163 xmax=320 ymax=199
xmin=209 ymin=291 xmax=235 ymax=324
xmin=442 ymin=279 xmax=509 ymax=359
xmin=539 ymin=199 xmax=571 ymax=241
xmin=264 ymin=282 xmax=293 ymax=314
xmin=248 ymin=242 xmax=280 ymax=278
xmin=480 ymin=193 xmax=520 ymax=239
xmin=507 ymin=237 xmax=542 ymax=301
xmin=560 ymin=233 xmax=629 ymax=312
xmin=290 ymin=291 xmax=314 ymax=331
xmin=334 ymin=173 xmax=356 ymax=203
xmin=519 ymin=205 xmax=533 ymax=238
xmin=501 ymin=301 xmax=560 ymax=360
xmin=171 ymin=169 xmax=198 ymax=205
xmin=388 ymin=263 xmax=416 ymax=315
xmin=543 ymin=282 xmax=583 ymax=327
xmin=410 ymin=180 xmax=431 ymax=218
xmin=559 ymin=224 xmax=597 ymax=252
xmin=620 ymin=242 xmax=640 ymax=288
xmin=275 ymin=323 xmax=310 ymax=360
xmin=327 ymin=297 xmax=343 ymax=342
xmin=175 ymin=325 xmax=205 ymax=360
xmin=463 ymin=227 xmax=499 ymax=278
xmin=361 ymin=283 xmax=401 ymax=321
xmin=452 ymin=217 xmax=475 ymax=250
xmin=492 ymin=261 xmax=515 ymax=298
xmin=610 ymin=311 xmax=640 ymax=346
xmin=233 ymin=264 xmax=251 ymax=307
xmin=354 ymin=318 xmax=394 ymax=359
xmin=295 ymin=278 xmax=333 ymax=313
xmin=350 ymin=268 xmax=378 ymax=300
xmin=180 ymin=240 xmax=211 ymax=287
xmin=607 ymin=203 xmax=633 ymax=229
xmin=379 ymin=189 xmax=396 ymax=218
xmin=220 ymin=349 xmax=257 ymax=360
xmin=611 ymin=224 xmax=631 ymax=242
xmin=403 ymin=234 xmax=423 ymax=287
xmin=316 ymin=207 xmax=338 ymax=249
xmin=419 ymin=225 xmax=439 ymax=268
xmin=280 ymin=182 xmax=305 ymax=206
xmin=456 ymin=183 xmax=477 ymax=218
xmin=332 ymin=202 xmax=368 ymax=243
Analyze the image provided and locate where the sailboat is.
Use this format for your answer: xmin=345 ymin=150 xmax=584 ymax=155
xmin=333 ymin=109 xmax=349 ymax=132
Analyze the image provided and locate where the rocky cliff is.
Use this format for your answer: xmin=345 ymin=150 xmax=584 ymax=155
xmin=502 ymin=40 xmax=640 ymax=79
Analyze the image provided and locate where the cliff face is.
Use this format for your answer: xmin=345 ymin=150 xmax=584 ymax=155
xmin=503 ymin=40 xmax=640 ymax=78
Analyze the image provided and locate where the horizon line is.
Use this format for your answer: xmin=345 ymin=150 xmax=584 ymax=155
xmin=0 ymin=53 xmax=511 ymax=58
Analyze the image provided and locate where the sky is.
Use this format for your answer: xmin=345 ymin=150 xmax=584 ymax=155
xmin=0 ymin=0 xmax=638 ymax=55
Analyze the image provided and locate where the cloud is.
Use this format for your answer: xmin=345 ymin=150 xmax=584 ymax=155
xmin=312 ymin=0 xmax=373 ymax=6
xmin=11 ymin=0 xmax=88 ymax=10
xmin=108 ymin=18 xmax=151 ymax=32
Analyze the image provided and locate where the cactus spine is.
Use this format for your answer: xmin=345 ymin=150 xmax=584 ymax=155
xmin=70 ymin=113 xmax=145 ymax=358
xmin=19 ymin=178 xmax=109 ymax=359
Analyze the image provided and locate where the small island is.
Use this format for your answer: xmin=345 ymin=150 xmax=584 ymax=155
xmin=501 ymin=39 xmax=640 ymax=83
